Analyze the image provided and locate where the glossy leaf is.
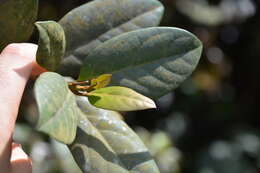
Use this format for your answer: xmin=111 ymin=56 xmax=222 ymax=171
xmin=34 ymin=72 xmax=78 ymax=144
xmin=0 ymin=0 xmax=38 ymax=51
xmin=79 ymin=27 xmax=203 ymax=98
xmin=69 ymin=96 xmax=160 ymax=173
xmin=58 ymin=0 xmax=164 ymax=77
xmin=35 ymin=21 xmax=66 ymax=71
xmin=87 ymin=86 xmax=156 ymax=111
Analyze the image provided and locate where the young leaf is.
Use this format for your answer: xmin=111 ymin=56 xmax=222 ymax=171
xmin=34 ymin=72 xmax=78 ymax=144
xmin=90 ymin=74 xmax=112 ymax=90
xmin=0 ymin=0 xmax=38 ymax=51
xmin=79 ymin=27 xmax=203 ymax=98
xmin=57 ymin=0 xmax=164 ymax=77
xmin=35 ymin=21 xmax=66 ymax=71
xmin=68 ymin=74 xmax=112 ymax=96
xmin=69 ymin=97 xmax=160 ymax=173
xmin=87 ymin=86 xmax=156 ymax=111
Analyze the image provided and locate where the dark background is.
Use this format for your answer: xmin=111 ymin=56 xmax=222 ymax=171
xmin=18 ymin=0 xmax=260 ymax=172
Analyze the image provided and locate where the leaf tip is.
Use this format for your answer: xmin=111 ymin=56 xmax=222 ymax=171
xmin=144 ymin=97 xmax=157 ymax=110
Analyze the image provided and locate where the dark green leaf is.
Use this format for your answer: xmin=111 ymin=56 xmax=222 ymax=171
xmin=87 ymin=86 xmax=156 ymax=111
xmin=0 ymin=0 xmax=38 ymax=51
xmin=79 ymin=27 xmax=203 ymax=98
xmin=69 ymin=97 xmax=160 ymax=173
xmin=34 ymin=72 xmax=78 ymax=144
xmin=35 ymin=21 xmax=66 ymax=71
xmin=58 ymin=0 xmax=164 ymax=77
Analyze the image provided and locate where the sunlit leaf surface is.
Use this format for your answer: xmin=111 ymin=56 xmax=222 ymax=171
xmin=87 ymin=86 xmax=156 ymax=111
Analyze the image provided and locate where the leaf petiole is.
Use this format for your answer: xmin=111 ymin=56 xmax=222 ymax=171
xmin=68 ymin=74 xmax=112 ymax=96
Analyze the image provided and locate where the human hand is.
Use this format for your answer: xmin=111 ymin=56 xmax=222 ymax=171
xmin=0 ymin=43 xmax=41 ymax=173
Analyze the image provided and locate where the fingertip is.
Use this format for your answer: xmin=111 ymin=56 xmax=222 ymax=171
xmin=2 ymin=43 xmax=48 ymax=79
xmin=1 ymin=43 xmax=38 ymax=62
xmin=0 ymin=43 xmax=38 ymax=81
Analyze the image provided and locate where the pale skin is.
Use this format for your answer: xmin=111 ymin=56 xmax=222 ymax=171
xmin=0 ymin=43 xmax=43 ymax=173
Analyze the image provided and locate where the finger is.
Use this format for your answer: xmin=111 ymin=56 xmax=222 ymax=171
xmin=11 ymin=143 xmax=32 ymax=173
xmin=0 ymin=43 xmax=37 ymax=170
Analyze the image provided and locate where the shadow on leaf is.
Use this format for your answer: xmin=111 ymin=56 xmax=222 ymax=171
xmin=70 ymin=127 xmax=154 ymax=172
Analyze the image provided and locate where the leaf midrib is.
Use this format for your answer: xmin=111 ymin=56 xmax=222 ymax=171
xmin=89 ymin=92 xmax=152 ymax=105
xmin=38 ymin=91 xmax=74 ymax=130
xmin=107 ymin=44 xmax=201 ymax=78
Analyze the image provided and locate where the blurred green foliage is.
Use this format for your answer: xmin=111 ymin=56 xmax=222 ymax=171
xmin=15 ymin=0 xmax=260 ymax=172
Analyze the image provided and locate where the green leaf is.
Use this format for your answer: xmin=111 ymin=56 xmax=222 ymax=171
xmin=87 ymin=86 xmax=156 ymax=111
xmin=79 ymin=27 xmax=203 ymax=98
xmin=34 ymin=72 xmax=78 ymax=144
xmin=69 ymin=97 xmax=160 ymax=173
xmin=35 ymin=21 xmax=66 ymax=71
xmin=57 ymin=0 xmax=164 ymax=77
xmin=0 ymin=0 xmax=38 ymax=51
